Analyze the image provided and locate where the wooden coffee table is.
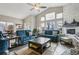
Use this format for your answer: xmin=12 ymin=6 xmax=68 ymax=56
xmin=28 ymin=37 xmax=51 ymax=54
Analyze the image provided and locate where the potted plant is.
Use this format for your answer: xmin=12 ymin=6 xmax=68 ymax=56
xmin=32 ymin=28 xmax=39 ymax=36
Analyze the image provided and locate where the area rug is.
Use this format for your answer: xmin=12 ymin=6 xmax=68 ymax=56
xmin=14 ymin=42 xmax=58 ymax=55
xmin=28 ymin=51 xmax=39 ymax=55
xmin=43 ymin=42 xmax=58 ymax=55
xmin=15 ymin=48 xmax=40 ymax=55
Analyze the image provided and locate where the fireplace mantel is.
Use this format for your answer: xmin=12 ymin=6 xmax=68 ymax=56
xmin=63 ymin=19 xmax=79 ymax=27
xmin=62 ymin=19 xmax=79 ymax=35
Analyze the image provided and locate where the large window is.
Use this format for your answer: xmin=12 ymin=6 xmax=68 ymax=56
xmin=56 ymin=20 xmax=63 ymax=29
xmin=45 ymin=21 xmax=56 ymax=30
xmin=0 ymin=21 xmax=15 ymax=32
xmin=56 ymin=13 xmax=63 ymax=19
xmin=40 ymin=12 xmax=63 ymax=31
xmin=0 ymin=22 xmax=6 ymax=32
xmin=0 ymin=22 xmax=6 ymax=25
xmin=46 ymin=12 xmax=55 ymax=20
xmin=41 ymin=23 xmax=45 ymax=27
xmin=41 ymin=17 xmax=45 ymax=21
xmin=40 ymin=22 xmax=45 ymax=31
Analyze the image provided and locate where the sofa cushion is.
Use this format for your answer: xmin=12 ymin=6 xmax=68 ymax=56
xmin=45 ymin=30 xmax=53 ymax=35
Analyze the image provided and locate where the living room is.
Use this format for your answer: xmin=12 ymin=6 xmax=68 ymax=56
xmin=0 ymin=3 xmax=79 ymax=55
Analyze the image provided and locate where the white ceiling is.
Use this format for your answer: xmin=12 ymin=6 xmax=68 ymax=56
xmin=0 ymin=3 xmax=67 ymax=19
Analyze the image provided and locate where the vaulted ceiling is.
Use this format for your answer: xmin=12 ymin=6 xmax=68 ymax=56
xmin=0 ymin=3 xmax=67 ymax=19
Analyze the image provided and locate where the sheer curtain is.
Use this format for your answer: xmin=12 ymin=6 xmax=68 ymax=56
xmin=0 ymin=22 xmax=5 ymax=32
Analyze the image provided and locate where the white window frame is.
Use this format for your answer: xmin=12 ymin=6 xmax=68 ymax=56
xmin=56 ymin=13 xmax=63 ymax=19
xmin=46 ymin=12 xmax=55 ymax=20
xmin=41 ymin=22 xmax=45 ymax=27
xmin=41 ymin=17 xmax=45 ymax=21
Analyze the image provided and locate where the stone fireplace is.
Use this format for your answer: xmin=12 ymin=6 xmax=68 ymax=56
xmin=62 ymin=19 xmax=79 ymax=35
xmin=62 ymin=27 xmax=79 ymax=35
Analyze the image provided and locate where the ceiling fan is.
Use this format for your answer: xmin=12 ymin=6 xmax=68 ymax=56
xmin=27 ymin=3 xmax=47 ymax=12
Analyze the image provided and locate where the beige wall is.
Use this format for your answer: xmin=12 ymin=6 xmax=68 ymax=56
xmin=63 ymin=3 xmax=79 ymax=23
xmin=0 ymin=15 xmax=22 ymax=24
xmin=35 ymin=7 xmax=63 ymax=29
xmin=23 ymin=15 xmax=35 ymax=30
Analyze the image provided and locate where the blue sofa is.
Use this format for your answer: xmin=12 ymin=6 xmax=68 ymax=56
xmin=40 ymin=30 xmax=59 ymax=42
xmin=16 ymin=30 xmax=32 ymax=45
xmin=0 ymin=31 xmax=9 ymax=54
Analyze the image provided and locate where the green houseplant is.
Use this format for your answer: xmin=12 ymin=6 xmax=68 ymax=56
xmin=32 ymin=28 xmax=39 ymax=36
